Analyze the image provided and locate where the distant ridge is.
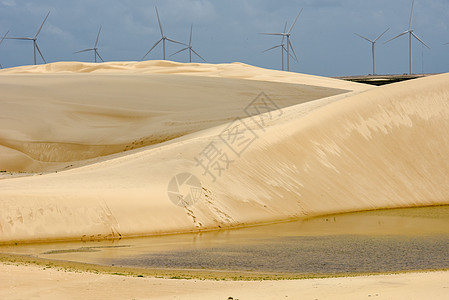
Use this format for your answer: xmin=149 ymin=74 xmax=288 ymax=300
xmin=335 ymin=73 xmax=439 ymax=86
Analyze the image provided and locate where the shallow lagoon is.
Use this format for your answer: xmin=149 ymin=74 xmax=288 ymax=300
xmin=1 ymin=206 xmax=448 ymax=275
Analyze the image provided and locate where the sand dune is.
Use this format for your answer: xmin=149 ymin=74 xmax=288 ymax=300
xmin=1 ymin=61 xmax=448 ymax=244
xmin=0 ymin=61 xmax=364 ymax=173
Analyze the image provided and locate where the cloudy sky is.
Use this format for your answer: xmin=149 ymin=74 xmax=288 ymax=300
xmin=0 ymin=0 xmax=448 ymax=76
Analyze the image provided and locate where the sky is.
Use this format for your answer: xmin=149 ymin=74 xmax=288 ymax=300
xmin=0 ymin=0 xmax=448 ymax=76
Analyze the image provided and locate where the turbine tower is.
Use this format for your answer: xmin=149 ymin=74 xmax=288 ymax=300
xmin=170 ymin=24 xmax=206 ymax=63
xmin=385 ymin=0 xmax=429 ymax=74
xmin=354 ymin=28 xmax=389 ymax=75
xmin=6 ymin=11 xmax=50 ymax=65
xmin=261 ymin=8 xmax=302 ymax=72
xmin=142 ymin=7 xmax=186 ymax=61
xmin=0 ymin=30 xmax=8 ymax=69
xmin=74 ymin=26 xmax=105 ymax=63
xmin=262 ymin=22 xmax=297 ymax=71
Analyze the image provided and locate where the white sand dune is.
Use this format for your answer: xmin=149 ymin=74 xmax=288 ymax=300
xmin=0 ymin=61 xmax=363 ymax=173
xmin=1 ymin=61 xmax=448 ymax=244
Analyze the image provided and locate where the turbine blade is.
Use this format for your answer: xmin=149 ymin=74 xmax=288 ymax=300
xmin=374 ymin=27 xmax=390 ymax=42
xmin=96 ymin=50 xmax=105 ymax=62
xmin=166 ymin=37 xmax=187 ymax=46
xmin=411 ymin=32 xmax=430 ymax=49
xmin=0 ymin=30 xmax=9 ymax=46
xmin=35 ymin=42 xmax=46 ymax=64
xmin=262 ymin=44 xmax=282 ymax=53
xmin=191 ymin=48 xmax=206 ymax=62
xmin=409 ymin=0 xmax=415 ymax=30
xmin=444 ymin=42 xmax=449 ymax=45
xmin=169 ymin=47 xmax=189 ymax=57
xmin=384 ymin=31 xmax=408 ymax=44
xmin=74 ymin=48 xmax=94 ymax=54
xmin=141 ymin=38 xmax=162 ymax=60
xmin=189 ymin=24 xmax=193 ymax=46
xmin=155 ymin=6 xmax=164 ymax=37
xmin=288 ymin=39 xmax=298 ymax=61
xmin=5 ymin=37 xmax=33 ymax=40
xmin=95 ymin=26 xmax=102 ymax=48
xmin=354 ymin=33 xmax=373 ymax=43
xmin=287 ymin=8 xmax=303 ymax=34
xmin=35 ymin=11 xmax=50 ymax=38
xmin=260 ymin=33 xmax=285 ymax=36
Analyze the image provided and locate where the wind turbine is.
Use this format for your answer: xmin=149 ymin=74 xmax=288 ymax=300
xmin=0 ymin=30 xmax=8 ymax=69
xmin=169 ymin=24 xmax=206 ymax=63
xmin=354 ymin=28 xmax=389 ymax=75
xmin=261 ymin=8 xmax=302 ymax=72
xmin=262 ymin=22 xmax=297 ymax=71
xmin=74 ymin=26 xmax=105 ymax=63
xmin=6 ymin=11 xmax=50 ymax=65
xmin=142 ymin=7 xmax=186 ymax=61
xmin=384 ymin=0 xmax=429 ymax=74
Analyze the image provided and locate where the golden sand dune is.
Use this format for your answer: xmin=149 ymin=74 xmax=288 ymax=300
xmin=0 ymin=61 xmax=448 ymax=244
xmin=0 ymin=61 xmax=364 ymax=173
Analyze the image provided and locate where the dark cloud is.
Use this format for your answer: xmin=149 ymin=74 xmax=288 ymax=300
xmin=0 ymin=0 xmax=448 ymax=76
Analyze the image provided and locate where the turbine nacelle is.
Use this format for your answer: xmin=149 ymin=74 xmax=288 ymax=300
xmin=384 ymin=0 xmax=429 ymax=74
xmin=142 ymin=7 xmax=188 ymax=61
xmin=261 ymin=8 xmax=302 ymax=71
xmin=169 ymin=24 xmax=205 ymax=63
xmin=5 ymin=11 xmax=50 ymax=65
xmin=355 ymin=28 xmax=389 ymax=75
xmin=73 ymin=26 xmax=105 ymax=63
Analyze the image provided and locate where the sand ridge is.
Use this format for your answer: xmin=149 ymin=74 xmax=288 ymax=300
xmin=0 ymin=60 xmax=369 ymax=91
